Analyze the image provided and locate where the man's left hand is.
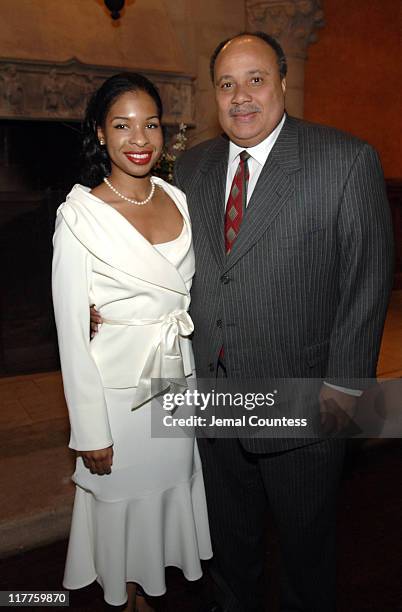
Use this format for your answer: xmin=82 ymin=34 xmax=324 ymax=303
xmin=90 ymin=304 xmax=102 ymax=339
xmin=319 ymin=385 xmax=358 ymax=435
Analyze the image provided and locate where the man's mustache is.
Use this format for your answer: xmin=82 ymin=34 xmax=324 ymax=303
xmin=229 ymin=105 xmax=261 ymax=116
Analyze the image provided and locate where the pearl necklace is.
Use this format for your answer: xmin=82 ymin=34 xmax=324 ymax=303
xmin=103 ymin=176 xmax=156 ymax=206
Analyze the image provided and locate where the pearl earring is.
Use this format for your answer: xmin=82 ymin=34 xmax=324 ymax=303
xmin=99 ymin=138 xmax=105 ymax=145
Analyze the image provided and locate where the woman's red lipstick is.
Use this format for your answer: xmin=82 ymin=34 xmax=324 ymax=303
xmin=124 ymin=151 xmax=153 ymax=165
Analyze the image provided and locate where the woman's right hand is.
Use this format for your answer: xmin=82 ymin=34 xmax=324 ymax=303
xmin=90 ymin=304 xmax=103 ymax=339
xmin=79 ymin=446 xmax=113 ymax=475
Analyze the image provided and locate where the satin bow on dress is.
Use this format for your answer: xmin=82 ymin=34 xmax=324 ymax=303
xmin=103 ymin=310 xmax=194 ymax=409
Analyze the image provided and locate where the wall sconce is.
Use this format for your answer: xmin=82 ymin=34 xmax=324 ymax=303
xmin=104 ymin=0 xmax=125 ymax=20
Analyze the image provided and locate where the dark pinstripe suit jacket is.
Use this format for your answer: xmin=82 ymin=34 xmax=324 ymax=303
xmin=175 ymin=115 xmax=394 ymax=452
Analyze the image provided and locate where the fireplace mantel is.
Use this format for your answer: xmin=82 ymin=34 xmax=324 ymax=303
xmin=0 ymin=58 xmax=194 ymax=127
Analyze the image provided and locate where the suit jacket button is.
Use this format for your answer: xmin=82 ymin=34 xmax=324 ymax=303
xmin=221 ymin=274 xmax=231 ymax=284
xmin=216 ymin=319 xmax=222 ymax=328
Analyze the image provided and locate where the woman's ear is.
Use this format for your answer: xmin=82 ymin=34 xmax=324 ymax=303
xmin=97 ymin=127 xmax=105 ymax=146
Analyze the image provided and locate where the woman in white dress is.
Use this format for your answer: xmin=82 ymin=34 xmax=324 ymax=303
xmin=52 ymin=73 xmax=212 ymax=611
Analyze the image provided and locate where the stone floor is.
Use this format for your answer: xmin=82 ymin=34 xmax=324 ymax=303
xmin=0 ymin=291 xmax=401 ymax=558
xmin=1 ymin=438 xmax=401 ymax=611
xmin=0 ymin=372 xmax=73 ymax=556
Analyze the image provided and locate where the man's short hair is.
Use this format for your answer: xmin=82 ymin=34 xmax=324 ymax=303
xmin=210 ymin=31 xmax=287 ymax=83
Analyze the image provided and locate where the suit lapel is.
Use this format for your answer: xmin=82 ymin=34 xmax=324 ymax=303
xmin=196 ymin=136 xmax=229 ymax=268
xmin=224 ymin=116 xmax=301 ymax=271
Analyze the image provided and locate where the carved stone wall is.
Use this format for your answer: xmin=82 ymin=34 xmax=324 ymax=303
xmin=0 ymin=0 xmax=246 ymax=144
xmin=0 ymin=59 xmax=194 ymax=127
xmin=247 ymin=1 xmax=324 ymax=57
xmin=246 ymin=0 xmax=324 ymax=117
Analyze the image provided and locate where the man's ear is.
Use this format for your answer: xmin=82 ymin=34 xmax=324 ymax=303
xmin=281 ymin=78 xmax=287 ymax=95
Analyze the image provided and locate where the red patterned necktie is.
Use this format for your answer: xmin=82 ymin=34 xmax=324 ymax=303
xmin=225 ymin=150 xmax=250 ymax=254
xmin=219 ymin=151 xmax=250 ymax=364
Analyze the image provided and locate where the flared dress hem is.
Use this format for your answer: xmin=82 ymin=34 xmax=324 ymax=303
xmin=64 ymin=557 xmax=212 ymax=607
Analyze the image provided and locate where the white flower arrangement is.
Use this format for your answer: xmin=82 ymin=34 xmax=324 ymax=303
xmin=154 ymin=123 xmax=188 ymax=183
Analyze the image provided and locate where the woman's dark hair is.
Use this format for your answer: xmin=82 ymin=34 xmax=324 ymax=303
xmin=81 ymin=72 xmax=163 ymax=187
xmin=210 ymin=31 xmax=287 ymax=82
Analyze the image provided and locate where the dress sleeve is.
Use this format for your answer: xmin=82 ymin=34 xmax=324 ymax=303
xmin=52 ymin=211 xmax=113 ymax=451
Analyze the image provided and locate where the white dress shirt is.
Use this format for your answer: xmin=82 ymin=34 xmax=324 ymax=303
xmin=225 ymin=114 xmax=286 ymax=207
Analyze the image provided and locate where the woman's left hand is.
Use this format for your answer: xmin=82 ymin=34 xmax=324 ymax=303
xmin=79 ymin=445 xmax=114 ymax=475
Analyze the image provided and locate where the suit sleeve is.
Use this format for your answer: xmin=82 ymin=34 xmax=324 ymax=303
xmin=52 ymin=212 xmax=113 ymax=451
xmin=173 ymin=158 xmax=184 ymax=191
xmin=326 ymin=144 xmax=394 ymax=383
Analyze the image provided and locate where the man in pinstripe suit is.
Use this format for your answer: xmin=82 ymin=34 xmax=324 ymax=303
xmin=174 ymin=33 xmax=394 ymax=612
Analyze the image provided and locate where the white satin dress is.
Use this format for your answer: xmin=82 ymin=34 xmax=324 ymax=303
xmin=53 ymin=181 xmax=212 ymax=607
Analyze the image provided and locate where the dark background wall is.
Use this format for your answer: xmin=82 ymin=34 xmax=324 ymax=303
xmin=304 ymin=0 xmax=402 ymax=179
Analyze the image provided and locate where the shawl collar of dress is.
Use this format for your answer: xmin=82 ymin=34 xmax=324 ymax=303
xmin=57 ymin=177 xmax=191 ymax=295
xmin=196 ymin=115 xmax=301 ymax=270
